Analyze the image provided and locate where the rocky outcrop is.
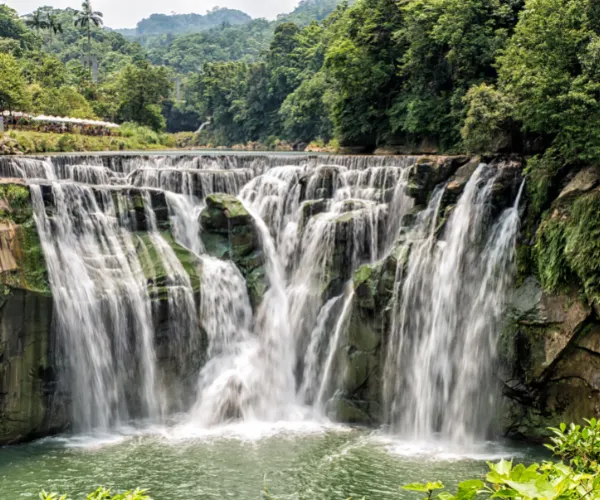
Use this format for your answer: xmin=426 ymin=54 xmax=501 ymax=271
xmin=503 ymin=164 xmax=600 ymax=440
xmin=0 ymin=181 xmax=208 ymax=444
xmin=502 ymin=278 xmax=600 ymax=440
xmin=0 ymin=289 xmax=67 ymax=444
xmin=328 ymin=245 xmax=407 ymax=424
xmin=0 ymin=181 xmax=67 ymax=445
xmin=407 ymin=155 xmax=470 ymax=204
xmin=200 ymin=193 xmax=267 ymax=309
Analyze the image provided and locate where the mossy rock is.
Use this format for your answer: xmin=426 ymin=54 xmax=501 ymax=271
xmin=200 ymin=193 xmax=267 ymax=310
xmin=326 ymin=391 xmax=382 ymax=425
xmin=535 ymin=187 xmax=600 ymax=307
xmin=134 ymin=232 xmax=202 ymax=302
xmin=201 ymin=193 xmax=254 ymax=231
xmin=0 ymin=289 xmax=67 ymax=445
xmin=0 ymin=182 xmax=50 ymax=295
xmin=298 ymin=199 xmax=328 ymax=232
xmin=407 ymin=155 xmax=470 ymax=205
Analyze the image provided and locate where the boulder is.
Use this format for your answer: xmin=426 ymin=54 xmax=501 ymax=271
xmin=558 ymin=166 xmax=600 ymax=201
xmin=407 ymin=156 xmax=470 ymax=205
xmin=200 ymin=193 xmax=267 ymax=309
xmin=0 ymin=289 xmax=67 ymax=445
xmin=330 ymin=246 xmax=406 ymax=426
xmin=502 ymin=277 xmax=600 ymax=440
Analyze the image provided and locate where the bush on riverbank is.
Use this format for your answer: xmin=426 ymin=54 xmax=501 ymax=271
xmin=1 ymin=126 xmax=176 ymax=155
xmin=405 ymin=419 xmax=600 ymax=500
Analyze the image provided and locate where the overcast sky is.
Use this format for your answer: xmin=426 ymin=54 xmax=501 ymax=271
xmin=4 ymin=0 xmax=300 ymax=28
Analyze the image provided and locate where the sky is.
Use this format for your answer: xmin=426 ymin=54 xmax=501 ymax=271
xmin=4 ymin=0 xmax=300 ymax=28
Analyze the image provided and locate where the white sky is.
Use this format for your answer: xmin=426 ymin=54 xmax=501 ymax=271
xmin=3 ymin=0 xmax=300 ymax=28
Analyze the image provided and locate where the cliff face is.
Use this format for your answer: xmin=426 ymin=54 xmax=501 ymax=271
xmin=0 ymin=180 xmax=66 ymax=444
xmin=501 ymin=166 xmax=600 ymax=441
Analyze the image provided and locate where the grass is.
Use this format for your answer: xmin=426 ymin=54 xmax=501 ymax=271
xmin=1 ymin=127 xmax=177 ymax=155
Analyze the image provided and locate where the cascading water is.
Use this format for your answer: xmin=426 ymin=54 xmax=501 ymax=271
xmin=384 ymin=164 xmax=523 ymax=443
xmin=30 ymin=183 xmax=163 ymax=430
xmin=1 ymin=152 xmax=522 ymax=442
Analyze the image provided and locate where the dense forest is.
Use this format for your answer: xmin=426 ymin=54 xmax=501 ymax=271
xmin=1 ymin=0 xmax=600 ymax=200
xmin=115 ymin=8 xmax=252 ymax=37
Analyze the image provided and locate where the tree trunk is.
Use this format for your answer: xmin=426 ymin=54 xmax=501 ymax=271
xmin=87 ymin=26 xmax=92 ymax=75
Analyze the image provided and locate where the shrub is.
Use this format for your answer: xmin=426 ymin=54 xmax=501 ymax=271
xmin=404 ymin=420 xmax=600 ymax=500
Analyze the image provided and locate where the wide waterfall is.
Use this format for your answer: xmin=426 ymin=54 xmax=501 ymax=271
xmin=0 ymin=153 xmax=522 ymax=444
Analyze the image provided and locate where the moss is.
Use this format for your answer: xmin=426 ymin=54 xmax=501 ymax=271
xmin=0 ymin=184 xmax=32 ymax=224
xmin=134 ymin=232 xmax=201 ymax=301
xmin=525 ymin=151 xmax=563 ymax=217
xmin=0 ymin=185 xmax=50 ymax=295
xmin=205 ymin=193 xmax=249 ymax=220
xmin=535 ymin=190 xmax=600 ymax=305
xmin=15 ymin=221 xmax=50 ymax=295
xmin=353 ymin=263 xmax=376 ymax=289
xmin=535 ymin=216 xmax=569 ymax=292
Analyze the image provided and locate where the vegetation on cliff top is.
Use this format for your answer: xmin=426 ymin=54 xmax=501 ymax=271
xmin=0 ymin=0 xmax=597 ymax=160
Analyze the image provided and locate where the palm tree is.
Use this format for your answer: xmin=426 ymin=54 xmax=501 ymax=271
xmin=74 ymin=0 xmax=103 ymax=72
xmin=47 ymin=13 xmax=64 ymax=37
xmin=24 ymin=10 xmax=49 ymax=32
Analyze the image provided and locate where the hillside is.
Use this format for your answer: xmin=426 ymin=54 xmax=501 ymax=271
xmin=116 ymin=7 xmax=252 ymax=37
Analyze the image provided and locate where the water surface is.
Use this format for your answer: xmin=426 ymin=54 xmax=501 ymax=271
xmin=0 ymin=422 xmax=539 ymax=500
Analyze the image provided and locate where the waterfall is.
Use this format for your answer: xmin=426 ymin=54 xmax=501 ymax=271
xmin=30 ymin=183 xmax=163 ymax=430
xmin=383 ymin=164 xmax=523 ymax=443
xmin=165 ymin=192 xmax=204 ymax=255
xmin=190 ymin=256 xmax=255 ymax=424
xmin=3 ymin=152 xmax=522 ymax=440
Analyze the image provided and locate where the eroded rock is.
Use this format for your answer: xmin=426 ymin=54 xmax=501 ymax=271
xmin=200 ymin=193 xmax=267 ymax=309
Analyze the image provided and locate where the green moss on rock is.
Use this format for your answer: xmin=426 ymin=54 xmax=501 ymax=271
xmin=535 ymin=189 xmax=600 ymax=307
xmin=200 ymin=193 xmax=267 ymax=309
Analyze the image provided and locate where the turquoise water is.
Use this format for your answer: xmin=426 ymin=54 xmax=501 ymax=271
xmin=0 ymin=421 xmax=541 ymax=500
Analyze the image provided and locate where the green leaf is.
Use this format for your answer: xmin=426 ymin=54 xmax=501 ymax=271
xmin=403 ymin=481 xmax=445 ymax=492
xmin=455 ymin=479 xmax=484 ymax=500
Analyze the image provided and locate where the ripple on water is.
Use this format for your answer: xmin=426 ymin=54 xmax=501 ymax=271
xmin=0 ymin=423 xmax=540 ymax=500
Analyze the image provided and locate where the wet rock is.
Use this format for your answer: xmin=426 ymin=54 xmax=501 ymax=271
xmin=444 ymin=157 xmax=482 ymax=204
xmin=330 ymin=248 xmax=406 ymax=426
xmin=407 ymin=156 xmax=470 ymax=205
xmin=0 ymin=289 xmax=68 ymax=445
xmin=502 ymin=277 xmax=599 ymax=440
xmin=558 ymin=166 xmax=600 ymax=201
xmin=490 ymin=158 xmax=524 ymax=213
xmin=320 ymin=207 xmax=387 ymax=299
xmin=300 ymin=166 xmax=343 ymax=200
xmin=326 ymin=391 xmax=382 ymax=425
xmin=200 ymin=193 xmax=267 ymax=309
xmin=298 ymin=199 xmax=328 ymax=232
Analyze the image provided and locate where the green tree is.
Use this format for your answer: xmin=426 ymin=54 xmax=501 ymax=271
xmin=24 ymin=9 xmax=49 ymax=32
xmin=280 ymin=72 xmax=333 ymax=143
xmin=461 ymin=83 xmax=514 ymax=153
xmin=116 ymin=61 xmax=172 ymax=130
xmin=0 ymin=53 xmax=30 ymax=112
xmin=390 ymin=0 xmax=523 ymax=150
xmin=31 ymin=85 xmax=95 ymax=118
xmin=324 ymin=0 xmax=404 ymax=148
xmin=1 ymin=5 xmax=38 ymax=52
xmin=47 ymin=13 xmax=63 ymax=37
xmin=497 ymin=0 xmax=600 ymax=210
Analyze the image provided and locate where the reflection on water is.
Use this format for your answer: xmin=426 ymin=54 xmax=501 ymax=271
xmin=0 ymin=423 xmax=542 ymax=500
